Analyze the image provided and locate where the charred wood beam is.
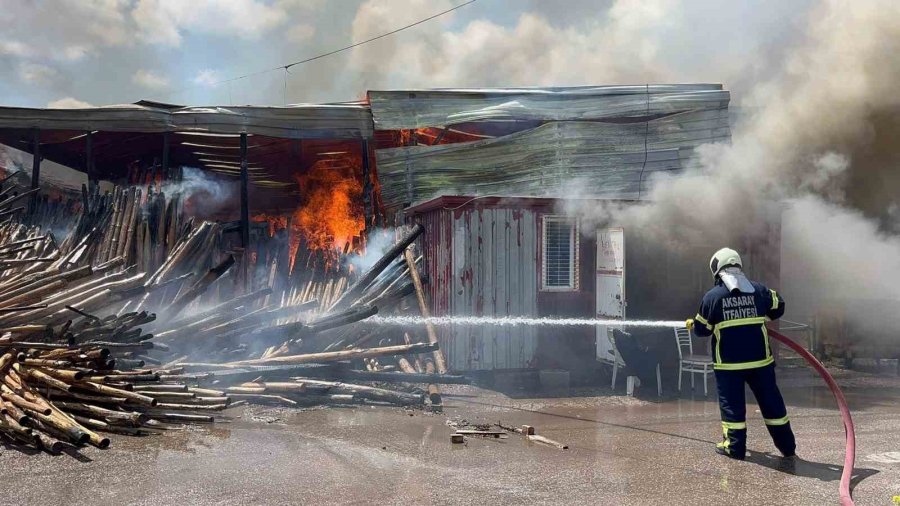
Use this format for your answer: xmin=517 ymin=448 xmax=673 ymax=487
xmin=330 ymin=223 xmax=424 ymax=311
xmin=239 ymin=133 xmax=250 ymax=249
xmin=361 ymin=138 xmax=372 ymax=234
xmin=161 ymin=131 xmax=170 ymax=180
xmin=85 ymin=131 xmax=95 ymax=184
xmin=29 ymin=128 xmax=40 ymax=216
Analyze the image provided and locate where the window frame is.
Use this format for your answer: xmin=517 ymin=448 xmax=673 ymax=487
xmin=540 ymin=215 xmax=579 ymax=292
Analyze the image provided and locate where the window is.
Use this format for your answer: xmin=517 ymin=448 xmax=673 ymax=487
xmin=542 ymin=216 xmax=579 ymax=290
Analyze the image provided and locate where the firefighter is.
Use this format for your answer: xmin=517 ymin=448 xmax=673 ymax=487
xmin=686 ymin=247 xmax=796 ymax=460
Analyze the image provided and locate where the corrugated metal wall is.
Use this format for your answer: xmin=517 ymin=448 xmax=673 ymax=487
xmin=417 ymin=206 xmax=539 ymax=371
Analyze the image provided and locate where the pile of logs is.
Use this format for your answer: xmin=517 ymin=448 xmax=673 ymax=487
xmin=0 ymin=180 xmax=455 ymax=454
xmin=166 ymin=222 xmax=453 ymax=410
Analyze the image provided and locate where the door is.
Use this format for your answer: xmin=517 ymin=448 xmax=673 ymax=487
xmin=596 ymin=228 xmax=625 ymax=361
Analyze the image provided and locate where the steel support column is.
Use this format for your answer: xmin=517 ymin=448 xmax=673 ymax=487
xmin=239 ymin=133 xmax=250 ymax=249
xmin=29 ymin=128 xmax=41 ymax=215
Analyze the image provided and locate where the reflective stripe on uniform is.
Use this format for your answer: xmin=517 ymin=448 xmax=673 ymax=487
xmin=695 ymin=314 xmax=712 ymax=330
xmin=713 ymin=317 xmax=771 ymax=370
xmin=770 ymin=289 xmax=779 ymax=310
xmin=764 ymin=416 xmax=790 ymax=426
xmin=713 ymin=317 xmax=768 ymax=333
xmin=713 ymin=357 xmax=774 ymax=370
xmin=721 ymin=421 xmax=747 ymax=430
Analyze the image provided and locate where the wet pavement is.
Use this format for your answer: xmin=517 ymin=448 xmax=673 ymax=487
xmin=1 ymin=365 xmax=899 ymax=505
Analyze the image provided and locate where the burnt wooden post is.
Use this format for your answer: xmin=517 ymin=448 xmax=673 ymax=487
xmin=85 ymin=131 xmax=96 ymax=186
xmin=161 ymin=131 xmax=171 ymax=180
xmin=239 ymin=133 xmax=250 ymax=248
xmin=29 ymin=128 xmax=41 ymax=215
xmin=361 ymin=138 xmax=373 ymax=234
xmin=239 ymin=133 xmax=251 ymax=293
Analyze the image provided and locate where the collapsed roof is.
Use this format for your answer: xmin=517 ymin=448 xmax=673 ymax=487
xmin=367 ymin=84 xmax=730 ymax=210
xmin=0 ymin=84 xmax=730 ymax=213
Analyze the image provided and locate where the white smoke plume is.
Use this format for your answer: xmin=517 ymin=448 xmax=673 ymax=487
xmin=160 ymin=167 xmax=237 ymax=218
xmin=563 ymin=0 xmax=900 ymax=335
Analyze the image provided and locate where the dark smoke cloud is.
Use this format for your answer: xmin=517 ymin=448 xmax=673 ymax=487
xmin=563 ymin=0 xmax=900 ymax=335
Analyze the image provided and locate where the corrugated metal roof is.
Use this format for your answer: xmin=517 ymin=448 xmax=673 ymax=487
xmin=368 ymin=84 xmax=727 ymax=130
xmin=376 ymin=107 xmax=730 ymax=208
xmin=0 ymin=102 xmax=374 ymax=139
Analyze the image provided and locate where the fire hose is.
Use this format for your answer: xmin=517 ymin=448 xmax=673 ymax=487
xmin=768 ymin=327 xmax=856 ymax=506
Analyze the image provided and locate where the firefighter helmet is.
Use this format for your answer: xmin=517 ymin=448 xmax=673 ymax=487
xmin=709 ymin=247 xmax=742 ymax=277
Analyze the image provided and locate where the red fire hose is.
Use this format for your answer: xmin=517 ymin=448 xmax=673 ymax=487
xmin=768 ymin=328 xmax=856 ymax=506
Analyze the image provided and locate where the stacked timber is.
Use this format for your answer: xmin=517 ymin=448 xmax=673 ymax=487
xmin=0 ymin=181 xmax=456 ymax=454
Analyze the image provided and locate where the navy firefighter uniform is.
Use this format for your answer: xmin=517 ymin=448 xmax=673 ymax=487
xmin=690 ymin=247 xmax=796 ymax=460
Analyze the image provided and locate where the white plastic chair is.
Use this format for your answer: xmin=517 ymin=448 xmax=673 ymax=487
xmin=674 ymin=327 xmax=714 ymax=396
xmin=609 ymin=329 xmax=662 ymax=397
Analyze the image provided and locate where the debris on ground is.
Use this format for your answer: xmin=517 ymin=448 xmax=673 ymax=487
xmin=0 ymin=182 xmax=458 ymax=454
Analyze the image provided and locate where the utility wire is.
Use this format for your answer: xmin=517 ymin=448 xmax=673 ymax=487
xmin=283 ymin=0 xmax=477 ymax=70
xmin=154 ymin=0 xmax=478 ymax=101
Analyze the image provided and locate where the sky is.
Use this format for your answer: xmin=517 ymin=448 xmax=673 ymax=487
xmin=0 ymin=0 xmax=817 ymax=108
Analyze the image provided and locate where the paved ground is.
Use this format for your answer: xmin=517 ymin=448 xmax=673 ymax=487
xmin=1 ymin=365 xmax=899 ymax=505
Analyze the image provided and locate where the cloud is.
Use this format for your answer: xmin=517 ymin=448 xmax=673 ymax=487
xmin=0 ymin=0 xmax=130 ymax=61
xmin=287 ymin=23 xmax=316 ymax=43
xmin=132 ymin=69 xmax=170 ymax=90
xmin=0 ymin=40 xmax=31 ymax=58
xmin=347 ymin=0 xmax=679 ymax=91
xmin=192 ymin=69 xmax=221 ymax=87
xmin=132 ymin=0 xmax=289 ymax=47
xmin=19 ymin=63 xmax=58 ymax=84
xmin=47 ymin=97 xmax=95 ymax=108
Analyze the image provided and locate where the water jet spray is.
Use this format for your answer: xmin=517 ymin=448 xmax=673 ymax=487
xmin=369 ymin=316 xmax=857 ymax=504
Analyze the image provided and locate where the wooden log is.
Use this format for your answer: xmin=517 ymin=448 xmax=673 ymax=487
xmin=132 ymin=384 xmax=187 ymax=393
xmin=153 ymin=402 xmax=227 ymax=411
xmin=3 ymin=402 xmax=32 ymax=427
xmin=227 ymin=393 xmax=297 ymax=406
xmin=290 ymin=378 xmax=424 ymax=406
xmin=404 ymin=247 xmax=447 ymax=374
xmin=139 ymin=412 xmax=213 ymax=423
xmin=424 ymin=360 xmax=442 ymax=407
xmin=185 ymin=342 xmax=439 ymax=369
xmin=45 ymin=389 xmax=128 ymax=405
xmin=527 ymin=434 xmax=568 ymax=450
xmin=329 ymin=223 xmax=424 ymax=311
xmin=404 ymin=332 xmax=425 ymax=373
xmin=163 ymin=255 xmax=235 ymax=319
xmin=0 ymin=387 xmax=51 ymax=416
xmin=454 ymin=429 xmax=505 ymax=437
xmin=300 ymin=368 xmax=469 ymax=385
xmin=74 ymin=381 xmax=158 ymax=406
xmin=14 ymin=364 xmax=72 ymax=391
xmin=397 ymin=358 xmax=417 ymax=374
xmin=137 ymin=391 xmax=196 ymax=400
xmin=26 ymin=409 xmax=90 ymax=446
xmin=34 ymin=431 xmax=68 ymax=453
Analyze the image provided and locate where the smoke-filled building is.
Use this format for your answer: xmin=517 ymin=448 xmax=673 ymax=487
xmin=367 ymin=85 xmax=783 ymax=377
xmin=0 ymin=84 xmax=784 ymax=378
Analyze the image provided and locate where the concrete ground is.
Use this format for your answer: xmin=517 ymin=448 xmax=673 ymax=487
xmin=1 ymin=365 xmax=898 ymax=505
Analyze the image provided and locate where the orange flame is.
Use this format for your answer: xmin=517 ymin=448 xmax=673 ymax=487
xmin=288 ymin=155 xmax=364 ymax=272
xmin=252 ymin=213 xmax=288 ymax=237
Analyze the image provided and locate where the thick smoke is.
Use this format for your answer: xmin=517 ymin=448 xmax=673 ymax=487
xmin=564 ymin=0 xmax=900 ymax=334
xmin=160 ymin=167 xmax=237 ymax=218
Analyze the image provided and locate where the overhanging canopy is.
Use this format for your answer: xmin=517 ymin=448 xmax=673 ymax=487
xmin=0 ymin=102 xmax=374 ymax=139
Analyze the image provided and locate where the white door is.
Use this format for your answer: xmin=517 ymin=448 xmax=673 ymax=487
xmin=596 ymin=228 xmax=625 ymax=361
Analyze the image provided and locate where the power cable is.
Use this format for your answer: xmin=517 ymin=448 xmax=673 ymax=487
xmin=153 ymin=0 xmax=478 ymax=102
